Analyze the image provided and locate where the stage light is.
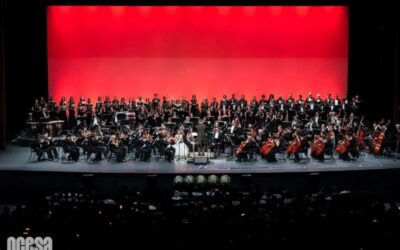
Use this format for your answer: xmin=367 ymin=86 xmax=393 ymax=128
xmin=174 ymin=175 xmax=183 ymax=184
xmin=196 ymin=175 xmax=206 ymax=184
xmin=220 ymin=175 xmax=231 ymax=185
xmin=184 ymin=175 xmax=194 ymax=184
xmin=207 ymin=175 xmax=218 ymax=184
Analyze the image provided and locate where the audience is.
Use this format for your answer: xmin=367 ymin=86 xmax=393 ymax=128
xmin=0 ymin=176 xmax=399 ymax=249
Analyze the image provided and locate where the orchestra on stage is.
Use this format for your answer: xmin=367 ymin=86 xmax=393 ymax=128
xmin=25 ymin=93 xmax=399 ymax=163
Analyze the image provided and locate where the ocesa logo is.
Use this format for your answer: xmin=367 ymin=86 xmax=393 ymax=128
xmin=7 ymin=237 xmax=52 ymax=250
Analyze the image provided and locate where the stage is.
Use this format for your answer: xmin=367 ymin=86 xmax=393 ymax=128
xmin=0 ymin=144 xmax=399 ymax=174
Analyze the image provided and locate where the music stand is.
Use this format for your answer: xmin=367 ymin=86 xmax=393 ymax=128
xmin=184 ymin=122 xmax=193 ymax=130
xmin=206 ymin=116 xmax=215 ymax=124
xmin=171 ymin=117 xmax=181 ymax=124
xmin=190 ymin=117 xmax=200 ymax=125
xmin=100 ymin=113 xmax=113 ymax=125
xmin=166 ymin=122 xmax=176 ymax=132
xmin=217 ymin=121 xmax=226 ymax=129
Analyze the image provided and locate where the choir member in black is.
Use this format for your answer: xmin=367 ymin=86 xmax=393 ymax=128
xmin=210 ymin=97 xmax=219 ymax=119
xmin=112 ymin=96 xmax=119 ymax=112
xmin=333 ymin=94 xmax=341 ymax=112
xmin=306 ymin=93 xmax=317 ymax=116
xmin=277 ymin=96 xmax=285 ymax=113
xmin=119 ymin=98 xmax=128 ymax=112
xmin=77 ymin=96 xmax=86 ymax=117
xmin=286 ymin=94 xmax=295 ymax=119
xmin=48 ymin=96 xmax=57 ymax=119
xmin=268 ymin=94 xmax=276 ymax=109
xmin=296 ymin=95 xmax=306 ymax=120
xmin=59 ymin=96 xmax=68 ymax=128
xmin=162 ymin=96 xmax=170 ymax=111
xmin=86 ymin=98 xmax=94 ymax=126
xmin=210 ymin=126 xmax=224 ymax=157
xmin=190 ymin=95 xmax=199 ymax=117
xmin=152 ymin=93 xmax=160 ymax=112
xmin=128 ymin=98 xmax=136 ymax=112
xmin=181 ymin=97 xmax=189 ymax=119
xmin=68 ymin=96 xmax=76 ymax=128
xmin=136 ymin=96 xmax=144 ymax=108
xmin=249 ymin=96 xmax=258 ymax=114
xmin=220 ymin=95 xmax=229 ymax=115
xmin=341 ymin=95 xmax=349 ymax=114
xmin=63 ymin=135 xmax=79 ymax=161
xmin=40 ymin=96 xmax=47 ymax=108
xmin=196 ymin=119 xmax=208 ymax=156
xmin=95 ymin=96 xmax=103 ymax=117
xmin=259 ymin=95 xmax=267 ymax=111
xmin=200 ymin=97 xmax=209 ymax=119
xmin=229 ymin=94 xmax=238 ymax=116
xmin=239 ymin=95 xmax=248 ymax=112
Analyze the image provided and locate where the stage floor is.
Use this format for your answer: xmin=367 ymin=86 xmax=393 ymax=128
xmin=0 ymin=145 xmax=399 ymax=174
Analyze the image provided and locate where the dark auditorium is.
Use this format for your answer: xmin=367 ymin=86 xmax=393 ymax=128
xmin=1 ymin=0 xmax=400 ymax=249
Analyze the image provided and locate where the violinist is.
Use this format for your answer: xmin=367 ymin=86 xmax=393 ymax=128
xmin=36 ymin=133 xmax=58 ymax=160
xmin=135 ymin=132 xmax=153 ymax=162
xmin=63 ymin=134 xmax=79 ymax=161
xmin=86 ymin=132 xmax=103 ymax=162
xmin=109 ymin=132 xmax=127 ymax=162
xmin=164 ymin=133 xmax=176 ymax=162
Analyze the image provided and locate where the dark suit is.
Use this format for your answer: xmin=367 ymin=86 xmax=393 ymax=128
xmin=196 ymin=123 xmax=208 ymax=155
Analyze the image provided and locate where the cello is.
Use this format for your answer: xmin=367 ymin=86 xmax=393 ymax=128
xmin=311 ymin=135 xmax=325 ymax=156
xmin=287 ymin=133 xmax=301 ymax=154
xmin=260 ymin=138 xmax=276 ymax=156
xmin=336 ymin=136 xmax=350 ymax=155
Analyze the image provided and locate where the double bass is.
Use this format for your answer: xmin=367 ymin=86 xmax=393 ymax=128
xmin=370 ymin=120 xmax=391 ymax=155
xmin=355 ymin=116 xmax=366 ymax=149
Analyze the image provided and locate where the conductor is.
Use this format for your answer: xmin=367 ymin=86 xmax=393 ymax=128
xmin=196 ymin=119 xmax=208 ymax=156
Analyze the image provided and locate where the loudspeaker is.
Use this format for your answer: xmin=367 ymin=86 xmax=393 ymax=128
xmin=194 ymin=156 xmax=208 ymax=164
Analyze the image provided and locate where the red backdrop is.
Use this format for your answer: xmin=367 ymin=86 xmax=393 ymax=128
xmin=47 ymin=6 xmax=348 ymax=102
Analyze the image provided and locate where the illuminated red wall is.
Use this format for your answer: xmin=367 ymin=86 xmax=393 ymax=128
xmin=47 ymin=6 xmax=348 ymax=102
